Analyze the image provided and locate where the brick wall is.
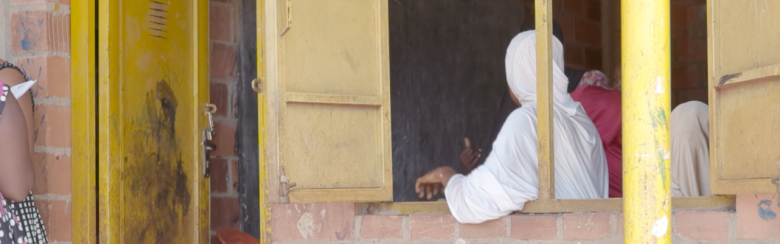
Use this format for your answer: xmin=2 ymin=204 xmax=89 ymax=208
xmin=2 ymin=0 xmax=72 ymax=243
xmin=670 ymin=0 xmax=707 ymax=107
xmin=208 ymin=0 xmax=242 ymax=242
xmin=267 ymin=194 xmax=780 ymax=243
xmin=520 ymin=0 xmax=604 ymax=71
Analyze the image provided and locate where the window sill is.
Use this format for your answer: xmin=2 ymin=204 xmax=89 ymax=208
xmin=360 ymin=196 xmax=735 ymax=215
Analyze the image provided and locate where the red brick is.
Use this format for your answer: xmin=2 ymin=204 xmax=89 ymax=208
xmin=210 ymin=43 xmax=237 ymax=80
xmin=737 ymin=194 xmax=780 ymax=241
xmin=270 ymin=203 xmax=355 ymax=242
xmin=209 ymin=82 xmax=228 ymax=117
xmin=563 ymin=212 xmax=611 ymax=241
xmin=671 ymin=2 xmax=695 ymax=25
xmin=15 ymin=56 xmax=71 ymax=98
xmin=31 ymin=153 xmax=71 ymax=195
xmin=563 ymin=0 xmax=583 ymax=16
xmin=409 ymin=214 xmax=455 ymax=240
xmin=360 ymin=215 xmax=403 ymax=240
xmin=574 ymin=21 xmax=602 ymax=46
xmin=565 ymin=43 xmax=585 ymax=68
xmin=33 ymin=104 xmax=71 ymax=148
xmin=212 ymin=120 xmax=236 ymax=156
xmin=209 ymin=157 xmax=229 ymax=193
xmin=230 ymin=82 xmax=238 ymax=119
xmin=229 ymin=160 xmax=239 ymax=192
xmin=674 ymin=39 xmax=706 ymax=62
xmin=510 ymin=214 xmax=557 ymax=240
xmin=674 ymin=88 xmax=708 ymax=106
xmin=210 ymin=4 xmax=233 ymax=42
xmin=671 ymin=64 xmax=702 ymax=90
xmin=211 ymin=196 xmax=240 ymax=230
xmin=35 ymin=199 xmax=71 ymax=242
xmin=675 ymin=211 xmax=728 ymax=243
xmin=460 ymin=217 xmax=506 ymax=239
xmin=584 ymin=0 xmax=601 ymax=22
xmin=671 ymin=26 xmax=688 ymax=40
xmin=553 ymin=0 xmax=562 ymax=11
xmin=690 ymin=5 xmax=707 ymax=39
xmin=11 ymin=11 xmax=70 ymax=53
xmin=583 ymin=47 xmax=603 ymax=70
xmin=559 ymin=18 xmax=576 ymax=43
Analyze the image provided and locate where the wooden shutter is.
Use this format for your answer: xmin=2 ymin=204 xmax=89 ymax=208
xmin=262 ymin=0 xmax=392 ymax=203
xmin=708 ymin=0 xmax=780 ymax=194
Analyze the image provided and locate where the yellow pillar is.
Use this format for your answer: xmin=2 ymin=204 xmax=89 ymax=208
xmin=622 ymin=0 xmax=672 ymax=243
xmin=534 ymin=0 xmax=554 ymax=200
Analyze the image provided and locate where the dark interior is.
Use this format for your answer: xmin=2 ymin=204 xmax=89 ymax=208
xmin=389 ymin=0 xmax=532 ymax=201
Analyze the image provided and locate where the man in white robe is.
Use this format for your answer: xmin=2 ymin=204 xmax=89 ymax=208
xmin=415 ymin=31 xmax=609 ymax=224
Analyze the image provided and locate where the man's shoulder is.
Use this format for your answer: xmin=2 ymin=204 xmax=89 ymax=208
xmin=504 ymin=107 xmax=536 ymax=130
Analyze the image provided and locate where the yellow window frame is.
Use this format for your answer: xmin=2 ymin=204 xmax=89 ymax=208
xmin=255 ymin=0 xmax=735 ymax=243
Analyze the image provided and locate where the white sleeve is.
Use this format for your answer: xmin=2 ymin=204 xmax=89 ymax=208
xmin=444 ymin=109 xmax=539 ymax=224
xmin=444 ymin=173 xmax=513 ymax=224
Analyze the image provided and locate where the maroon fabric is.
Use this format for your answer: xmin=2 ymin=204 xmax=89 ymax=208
xmin=570 ymin=85 xmax=623 ymax=197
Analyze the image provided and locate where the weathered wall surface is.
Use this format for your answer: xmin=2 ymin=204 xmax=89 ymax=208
xmin=2 ymin=0 xmax=72 ymax=243
xmin=268 ymin=194 xmax=780 ymax=243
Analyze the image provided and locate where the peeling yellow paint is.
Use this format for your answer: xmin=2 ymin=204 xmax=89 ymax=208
xmin=622 ymin=0 xmax=672 ymax=243
xmin=96 ymin=0 xmax=210 ymax=243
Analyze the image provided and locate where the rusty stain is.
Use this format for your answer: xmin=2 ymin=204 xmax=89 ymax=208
xmin=718 ymin=72 xmax=742 ymax=86
xmin=123 ymin=81 xmax=191 ymax=243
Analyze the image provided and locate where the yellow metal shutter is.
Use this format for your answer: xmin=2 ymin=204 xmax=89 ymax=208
xmin=261 ymin=0 xmax=392 ymax=203
xmin=97 ymin=0 xmax=210 ymax=242
xmin=708 ymin=0 xmax=780 ymax=194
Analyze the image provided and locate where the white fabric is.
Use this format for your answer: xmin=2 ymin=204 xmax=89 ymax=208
xmin=670 ymin=101 xmax=710 ymax=197
xmin=444 ymin=31 xmax=608 ymax=224
xmin=505 ymin=32 xmax=578 ymax=116
xmin=10 ymin=80 xmax=35 ymax=99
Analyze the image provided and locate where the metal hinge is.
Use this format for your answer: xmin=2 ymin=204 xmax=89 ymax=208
xmin=202 ymin=104 xmax=218 ymax=178
xmin=279 ymin=167 xmax=297 ymax=203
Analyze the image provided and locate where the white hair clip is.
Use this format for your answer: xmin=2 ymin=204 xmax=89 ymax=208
xmin=10 ymin=79 xmax=36 ymax=99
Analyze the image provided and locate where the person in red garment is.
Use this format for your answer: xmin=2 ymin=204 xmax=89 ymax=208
xmin=569 ymin=67 xmax=623 ymax=197
xmin=569 ymin=67 xmax=712 ymax=198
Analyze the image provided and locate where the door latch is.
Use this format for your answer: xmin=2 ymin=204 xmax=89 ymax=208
xmin=202 ymin=104 xmax=218 ymax=178
xmin=279 ymin=167 xmax=297 ymax=203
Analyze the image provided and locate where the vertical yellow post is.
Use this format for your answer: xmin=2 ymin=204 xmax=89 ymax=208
xmin=535 ymin=0 xmax=554 ymax=199
xmin=622 ymin=0 xmax=672 ymax=243
xmin=71 ymin=0 xmax=97 ymax=242
xmin=257 ymin=0 xmax=271 ymax=243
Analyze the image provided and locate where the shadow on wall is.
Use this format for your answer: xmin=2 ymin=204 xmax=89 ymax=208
xmin=390 ymin=0 xmax=529 ymax=201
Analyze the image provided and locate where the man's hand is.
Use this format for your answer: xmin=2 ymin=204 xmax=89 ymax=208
xmin=415 ymin=166 xmax=457 ymax=200
xmin=459 ymin=137 xmax=481 ymax=174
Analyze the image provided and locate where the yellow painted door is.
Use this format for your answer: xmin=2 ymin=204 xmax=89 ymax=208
xmin=708 ymin=0 xmax=780 ymax=194
xmin=259 ymin=0 xmax=392 ymax=203
xmin=98 ymin=0 xmax=210 ymax=243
